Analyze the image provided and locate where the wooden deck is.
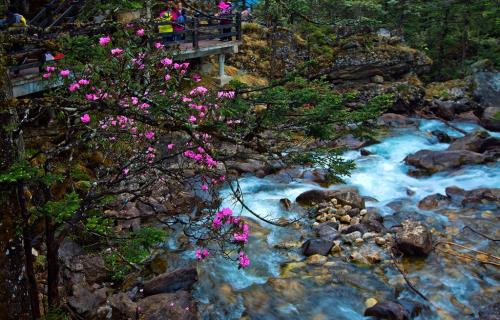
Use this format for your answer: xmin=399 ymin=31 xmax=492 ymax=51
xmin=10 ymin=39 xmax=240 ymax=97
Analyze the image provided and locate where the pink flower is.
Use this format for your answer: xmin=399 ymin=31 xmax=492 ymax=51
xmin=219 ymin=175 xmax=226 ymax=182
xmin=164 ymin=74 xmax=171 ymax=81
xmin=69 ymin=83 xmax=80 ymax=92
xmin=145 ymin=131 xmax=155 ymax=140
xmin=111 ymin=48 xmax=124 ymax=56
xmin=42 ymin=73 xmax=51 ymax=78
xmin=239 ymin=251 xmax=250 ymax=269
xmin=161 ymin=57 xmax=173 ymax=66
xmin=193 ymin=74 xmax=202 ymax=82
xmin=188 ymin=115 xmax=197 ymax=123
xmin=123 ymin=168 xmax=130 ymax=175
xmin=78 ymin=79 xmax=90 ymax=85
xmin=80 ymin=114 xmax=91 ymax=123
xmin=86 ymin=93 xmax=99 ymax=101
xmin=154 ymin=42 xmax=164 ymax=49
xmin=131 ymin=96 xmax=139 ymax=105
xmin=190 ymin=86 xmax=208 ymax=96
xmin=195 ymin=248 xmax=210 ymax=261
xmin=99 ymin=36 xmax=111 ymax=46
xmin=60 ymin=70 xmax=70 ymax=77
xmin=201 ymin=184 xmax=209 ymax=191
xmin=45 ymin=66 xmax=55 ymax=72
xmin=167 ymin=144 xmax=175 ymax=150
xmin=136 ymin=28 xmax=145 ymax=36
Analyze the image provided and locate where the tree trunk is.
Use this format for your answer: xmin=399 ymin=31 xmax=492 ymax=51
xmin=0 ymin=60 xmax=32 ymax=319
xmin=46 ymin=216 xmax=59 ymax=308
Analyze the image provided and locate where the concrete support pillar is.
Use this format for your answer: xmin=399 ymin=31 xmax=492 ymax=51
xmin=218 ymin=53 xmax=225 ymax=79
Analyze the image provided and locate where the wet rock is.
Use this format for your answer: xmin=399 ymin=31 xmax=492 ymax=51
xmin=340 ymin=215 xmax=351 ymax=224
xmin=377 ymin=113 xmax=418 ymax=128
xmin=143 ymin=268 xmax=198 ymax=297
xmin=447 ymin=130 xmax=500 ymax=153
xmin=418 ymin=193 xmax=451 ymax=210
xmin=433 ymin=99 xmax=456 ymax=120
xmin=342 ymin=224 xmax=367 ymax=235
xmin=478 ymin=302 xmax=500 ymax=320
xmin=375 ymin=237 xmax=386 ymax=246
xmin=296 ymin=188 xmax=365 ymax=209
xmin=394 ymin=220 xmax=433 ymax=257
xmin=354 ymin=238 xmax=364 ymax=246
xmin=365 ymin=298 xmax=378 ymax=308
xmin=107 ymin=292 xmax=137 ymax=319
xmin=280 ymin=198 xmax=292 ymax=211
xmin=138 ymin=291 xmax=197 ymax=320
xmin=344 ymin=231 xmax=362 ymax=244
xmin=306 ymin=254 xmax=328 ymax=265
xmin=334 ymin=134 xmax=376 ymax=150
xmin=456 ymin=111 xmax=480 ymax=123
xmin=481 ymin=106 xmax=500 ymax=132
xmin=347 ymin=208 xmax=361 ymax=217
xmin=445 ymin=186 xmax=500 ymax=206
xmin=274 ymin=240 xmax=303 ymax=250
xmin=365 ymin=251 xmax=381 ymax=264
xmin=316 ymin=223 xmax=340 ymax=242
xmin=364 ymin=301 xmax=410 ymax=320
xmin=431 ymin=130 xmax=452 ymax=143
xmin=302 ymin=239 xmax=334 ymax=256
xmin=360 ymin=148 xmax=373 ymax=156
xmin=404 ymin=149 xmax=490 ymax=176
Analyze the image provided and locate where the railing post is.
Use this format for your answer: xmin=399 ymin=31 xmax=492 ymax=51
xmin=192 ymin=17 xmax=199 ymax=49
xmin=236 ymin=12 xmax=242 ymax=41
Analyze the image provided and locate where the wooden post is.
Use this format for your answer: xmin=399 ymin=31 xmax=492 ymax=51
xmin=219 ymin=53 xmax=225 ymax=79
xmin=236 ymin=12 xmax=242 ymax=41
xmin=192 ymin=17 xmax=199 ymax=49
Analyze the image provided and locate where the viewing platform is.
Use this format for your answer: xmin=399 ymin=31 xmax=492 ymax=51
xmin=6 ymin=12 xmax=243 ymax=97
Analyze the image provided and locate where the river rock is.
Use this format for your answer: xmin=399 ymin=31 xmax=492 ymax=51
xmin=302 ymin=239 xmax=334 ymax=256
xmin=375 ymin=237 xmax=386 ymax=246
xmin=418 ymin=193 xmax=451 ymax=210
xmin=456 ymin=111 xmax=480 ymax=123
xmin=307 ymin=254 xmax=328 ymax=265
xmin=447 ymin=130 xmax=500 ymax=153
xmin=296 ymin=188 xmax=365 ymax=209
xmin=404 ymin=149 xmax=490 ymax=176
xmin=445 ymin=186 xmax=500 ymax=206
xmin=138 ymin=291 xmax=197 ymax=320
xmin=395 ymin=220 xmax=433 ymax=257
xmin=431 ymin=130 xmax=453 ymax=143
xmin=377 ymin=113 xmax=418 ymax=128
xmin=481 ymin=106 xmax=500 ymax=132
xmin=316 ymin=223 xmax=340 ymax=242
xmin=143 ymin=268 xmax=198 ymax=297
xmin=478 ymin=302 xmax=500 ymax=320
xmin=334 ymin=134 xmax=376 ymax=150
xmin=280 ymin=198 xmax=292 ymax=211
xmin=344 ymin=231 xmax=362 ymax=244
xmin=365 ymin=298 xmax=378 ymax=308
xmin=364 ymin=301 xmax=410 ymax=320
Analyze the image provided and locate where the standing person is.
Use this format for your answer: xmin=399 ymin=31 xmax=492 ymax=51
xmin=158 ymin=1 xmax=175 ymax=42
xmin=173 ymin=2 xmax=186 ymax=42
xmin=0 ymin=6 xmax=27 ymax=29
xmin=218 ymin=0 xmax=233 ymax=41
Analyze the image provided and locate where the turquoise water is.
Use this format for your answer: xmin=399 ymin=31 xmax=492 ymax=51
xmin=193 ymin=119 xmax=499 ymax=319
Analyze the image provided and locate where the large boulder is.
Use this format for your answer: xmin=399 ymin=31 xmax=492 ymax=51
xmin=143 ymin=268 xmax=198 ymax=297
xmin=138 ymin=291 xmax=197 ymax=320
xmin=481 ymin=107 xmax=500 ymax=132
xmin=404 ymin=149 xmax=490 ymax=176
xmin=107 ymin=292 xmax=138 ymax=319
xmin=445 ymin=186 xmax=500 ymax=206
xmin=394 ymin=220 xmax=433 ymax=257
xmin=68 ymin=285 xmax=109 ymax=317
xmin=296 ymin=188 xmax=365 ymax=209
xmin=301 ymin=239 xmax=334 ymax=256
xmin=315 ymin=223 xmax=340 ymax=242
xmin=447 ymin=130 xmax=500 ymax=153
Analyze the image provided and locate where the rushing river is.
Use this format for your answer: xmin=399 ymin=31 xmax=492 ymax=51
xmin=189 ymin=119 xmax=499 ymax=320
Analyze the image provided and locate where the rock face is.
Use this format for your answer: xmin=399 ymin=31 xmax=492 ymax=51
xmin=326 ymin=35 xmax=432 ymax=82
xmin=296 ymin=188 xmax=365 ymax=209
xmin=302 ymin=239 xmax=334 ymax=256
xmin=143 ymin=268 xmax=198 ymax=297
xmin=394 ymin=220 xmax=433 ymax=257
xmin=404 ymin=149 xmax=490 ymax=176
xmin=138 ymin=291 xmax=197 ymax=320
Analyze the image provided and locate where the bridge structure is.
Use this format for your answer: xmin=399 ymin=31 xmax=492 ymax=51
xmin=6 ymin=11 xmax=242 ymax=97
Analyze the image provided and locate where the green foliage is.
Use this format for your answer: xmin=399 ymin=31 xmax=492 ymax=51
xmin=41 ymin=308 xmax=70 ymax=320
xmin=39 ymin=192 xmax=80 ymax=223
xmin=291 ymin=148 xmax=356 ymax=183
xmin=0 ymin=161 xmax=39 ymax=183
xmin=104 ymin=227 xmax=166 ymax=281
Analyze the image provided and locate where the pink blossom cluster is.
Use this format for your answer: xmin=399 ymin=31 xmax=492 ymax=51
xmin=239 ymin=251 xmax=250 ymax=269
xmin=195 ymin=248 xmax=210 ymax=261
xmin=217 ymin=91 xmax=235 ymax=99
